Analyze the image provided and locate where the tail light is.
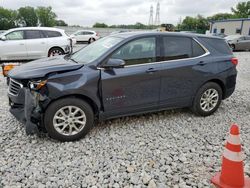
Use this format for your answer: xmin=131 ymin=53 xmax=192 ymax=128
xmin=231 ymin=57 xmax=238 ymax=66
xmin=96 ymin=32 xmax=99 ymax=36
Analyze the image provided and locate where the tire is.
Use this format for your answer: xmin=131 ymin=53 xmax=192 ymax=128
xmin=44 ymin=98 xmax=94 ymax=141
xmin=48 ymin=47 xmax=64 ymax=57
xmin=88 ymin=38 xmax=95 ymax=44
xmin=231 ymin=44 xmax=235 ymax=51
xmin=191 ymin=82 xmax=222 ymax=116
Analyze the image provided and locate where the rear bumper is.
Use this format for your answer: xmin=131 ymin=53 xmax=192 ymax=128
xmin=223 ymin=73 xmax=237 ymax=99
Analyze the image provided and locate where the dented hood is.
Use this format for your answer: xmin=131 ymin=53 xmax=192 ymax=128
xmin=8 ymin=56 xmax=84 ymax=80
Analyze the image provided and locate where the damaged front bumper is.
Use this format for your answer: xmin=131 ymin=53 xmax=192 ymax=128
xmin=9 ymin=88 xmax=48 ymax=135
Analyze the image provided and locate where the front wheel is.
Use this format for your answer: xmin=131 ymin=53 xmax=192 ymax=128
xmin=44 ymin=98 xmax=94 ymax=141
xmin=191 ymin=82 xmax=222 ymax=116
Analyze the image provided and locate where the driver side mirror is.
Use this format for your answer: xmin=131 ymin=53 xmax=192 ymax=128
xmin=102 ymin=58 xmax=125 ymax=69
xmin=0 ymin=36 xmax=6 ymax=41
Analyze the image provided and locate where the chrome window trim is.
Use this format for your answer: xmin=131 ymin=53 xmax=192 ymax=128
xmin=123 ymin=37 xmax=210 ymax=68
xmin=8 ymin=78 xmax=23 ymax=96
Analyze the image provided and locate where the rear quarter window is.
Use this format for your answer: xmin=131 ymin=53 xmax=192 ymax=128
xmin=43 ymin=30 xmax=62 ymax=38
xmin=198 ymin=37 xmax=232 ymax=55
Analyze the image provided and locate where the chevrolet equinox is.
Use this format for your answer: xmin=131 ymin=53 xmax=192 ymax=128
xmin=7 ymin=32 xmax=237 ymax=141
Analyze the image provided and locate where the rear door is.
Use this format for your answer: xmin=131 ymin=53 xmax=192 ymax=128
xmin=24 ymin=30 xmax=48 ymax=59
xmin=1 ymin=30 xmax=27 ymax=60
xmin=101 ymin=37 xmax=161 ymax=117
xmin=159 ymin=36 xmax=208 ymax=107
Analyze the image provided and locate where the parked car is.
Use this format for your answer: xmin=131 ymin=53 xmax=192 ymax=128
xmin=7 ymin=32 xmax=237 ymax=141
xmin=225 ymin=35 xmax=250 ymax=51
xmin=70 ymin=30 xmax=100 ymax=43
xmin=0 ymin=27 xmax=71 ymax=62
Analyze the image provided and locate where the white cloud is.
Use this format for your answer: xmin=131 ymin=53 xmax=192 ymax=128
xmin=0 ymin=0 xmax=243 ymax=26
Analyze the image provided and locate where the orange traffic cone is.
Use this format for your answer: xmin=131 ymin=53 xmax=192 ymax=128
xmin=211 ymin=124 xmax=250 ymax=188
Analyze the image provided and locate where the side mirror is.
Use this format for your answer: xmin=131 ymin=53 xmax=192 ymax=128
xmin=102 ymin=58 xmax=125 ymax=69
xmin=0 ymin=36 xmax=6 ymax=41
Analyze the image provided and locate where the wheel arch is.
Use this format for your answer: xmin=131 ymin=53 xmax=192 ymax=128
xmin=204 ymin=79 xmax=226 ymax=99
xmin=48 ymin=46 xmax=65 ymax=56
xmin=45 ymin=94 xmax=99 ymax=117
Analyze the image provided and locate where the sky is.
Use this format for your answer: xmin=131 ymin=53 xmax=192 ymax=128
xmin=0 ymin=0 xmax=244 ymax=26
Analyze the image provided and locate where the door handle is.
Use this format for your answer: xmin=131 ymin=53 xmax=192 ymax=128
xmin=41 ymin=42 xmax=45 ymax=44
xmin=146 ymin=68 xmax=158 ymax=73
xmin=197 ymin=61 xmax=206 ymax=66
xmin=19 ymin=43 xmax=25 ymax=45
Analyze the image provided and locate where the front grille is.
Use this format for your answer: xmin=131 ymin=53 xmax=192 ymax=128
xmin=8 ymin=79 xmax=23 ymax=96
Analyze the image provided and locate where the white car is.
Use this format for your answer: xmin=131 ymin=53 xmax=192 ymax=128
xmin=0 ymin=27 xmax=71 ymax=61
xmin=70 ymin=30 xmax=100 ymax=43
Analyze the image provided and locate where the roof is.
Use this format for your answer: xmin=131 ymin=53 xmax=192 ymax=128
xmin=112 ymin=31 xmax=222 ymax=40
xmin=6 ymin=27 xmax=65 ymax=32
xmin=210 ymin=18 xmax=250 ymax=23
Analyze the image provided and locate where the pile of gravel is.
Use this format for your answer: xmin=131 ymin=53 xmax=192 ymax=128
xmin=0 ymin=52 xmax=249 ymax=188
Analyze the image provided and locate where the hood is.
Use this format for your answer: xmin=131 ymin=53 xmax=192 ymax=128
xmin=8 ymin=56 xmax=84 ymax=80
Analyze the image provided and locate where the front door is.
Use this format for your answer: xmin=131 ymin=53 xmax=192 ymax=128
xmin=1 ymin=30 xmax=27 ymax=61
xmin=101 ymin=37 xmax=161 ymax=117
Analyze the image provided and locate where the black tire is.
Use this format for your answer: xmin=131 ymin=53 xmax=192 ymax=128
xmin=231 ymin=44 xmax=235 ymax=51
xmin=48 ymin=47 xmax=64 ymax=57
xmin=88 ymin=38 xmax=95 ymax=44
xmin=44 ymin=98 xmax=94 ymax=141
xmin=191 ymin=82 xmax=222 ymax=116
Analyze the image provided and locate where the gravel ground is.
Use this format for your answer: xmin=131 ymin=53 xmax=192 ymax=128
xmin=0 ymin=52 xmax=250 ymax=188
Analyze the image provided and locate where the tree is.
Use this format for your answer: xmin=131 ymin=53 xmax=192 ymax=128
xmin=231 ymin=1 xmax=250 ymax=18
xmin=18 ymin=6 xmax=38 ymax=26
xmin=36 ymin=6 xmax=57 ymax=27
xmin=93 ymin=22 xmax=108 ymax=28
xmin=207 ymin=13 xmax=235 ymax=21
xmin=0 ymin=7 xmax=17 ymax=30
xmin=178 ymin=15 xmax=209 ymax=33
xmin=55 ymin=20 xmax=68 ymax=26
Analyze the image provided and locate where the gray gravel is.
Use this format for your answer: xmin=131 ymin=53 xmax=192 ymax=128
xmin=0 ymin=52 xmax=250 ymax=187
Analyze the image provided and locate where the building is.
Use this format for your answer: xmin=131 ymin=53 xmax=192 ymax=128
xmin=210 ymin=18 xmax=250 ymax=36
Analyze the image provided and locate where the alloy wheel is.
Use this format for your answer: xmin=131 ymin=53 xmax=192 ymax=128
xmin=53 ymin=106 xmax=86 ymax=136
xmin=200 ymin=88 xmax=219 ymax=112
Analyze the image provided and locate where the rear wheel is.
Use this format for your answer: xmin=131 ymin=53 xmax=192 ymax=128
xmin=230 ymin=44 xmax=235 ymax=51
xmin=191 ymin=82 xmax=222 ymax=116
xmin=44 ymin=98 xmax=94 ymax=141
xmin=48 ymin=47 xmax=64 ymax=57
xmin=88 ymin=38 xmax=95 ymax=44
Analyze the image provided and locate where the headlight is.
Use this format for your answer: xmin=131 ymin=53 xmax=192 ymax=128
xmin=29 ymin=80 xmax=47 ymax=90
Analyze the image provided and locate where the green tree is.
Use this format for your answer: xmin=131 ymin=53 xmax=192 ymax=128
xmin=231 ymin=1 xmax=250 ymax=18
xmin=18 ymin=6 xmax=38 ymax=26
xmin=55 ymin=20 xmax=68 ymax=26
xmin=207 ymin=13 xmax=235 ymax=21
xmin=36 ymin=6 xmax=57 ymax=27
xmin=178 ymin=15 xmax=209 ymax=34
xmin=93 ymin=22 xmax=108 ymax=28
xmin=0 ymin=7 xmax=17 ymax=30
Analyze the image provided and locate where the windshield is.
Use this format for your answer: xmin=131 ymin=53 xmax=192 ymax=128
xmin=70 ymin=36 xmax=123 ymax=64
xmin=225 ymin=35 xmax=240 ymax=40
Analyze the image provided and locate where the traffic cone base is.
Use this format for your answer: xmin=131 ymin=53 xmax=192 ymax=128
xmin=211 ymin=172 xmax=250 ymax=188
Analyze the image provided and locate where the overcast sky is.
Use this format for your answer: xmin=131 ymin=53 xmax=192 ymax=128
xmin=0 ymin=0 xmax=243 ymax=26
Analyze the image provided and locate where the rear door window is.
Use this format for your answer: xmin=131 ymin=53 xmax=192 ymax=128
xmin=162 ymin=36 xmax=192 ymax=61
xmin=25 ymin=30 xmax=43 ymax=39
xmin=192 ymin=40 xmax=206 ymax=57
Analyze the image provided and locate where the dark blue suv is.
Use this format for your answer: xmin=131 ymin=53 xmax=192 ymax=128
xmin=8 ymin=32 xmax=237 ymax=141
